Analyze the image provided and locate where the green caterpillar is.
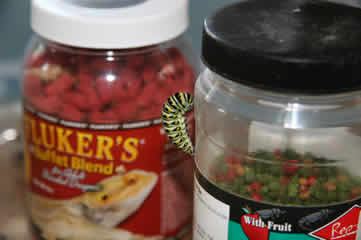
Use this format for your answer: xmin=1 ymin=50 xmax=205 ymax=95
xmin=161 ymin=92 xmax=194 ymax=155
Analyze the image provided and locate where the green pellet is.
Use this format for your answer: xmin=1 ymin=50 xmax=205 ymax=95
xmin=212 ymin=149 xmax=361 ymax=206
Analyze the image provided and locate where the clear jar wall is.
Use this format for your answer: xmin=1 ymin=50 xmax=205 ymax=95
xmin=195 ymin=68 xmax=361 ymax=206
xmin=22 ymin=35 xmax=197 ymax=239
xmin=23 ymin=35 xmax=197 ymax=123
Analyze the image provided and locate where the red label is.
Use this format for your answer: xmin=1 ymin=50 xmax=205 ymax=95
xmin=24 ymin=108 xmax=193 ymax=240
xmin=310 ymin=205 xmax=361 ymax=240
xmin=241 ymin=214 xmax=270 ymax=240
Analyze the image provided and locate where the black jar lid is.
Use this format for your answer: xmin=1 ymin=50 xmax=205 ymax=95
xmin=202 ymin=0 xmax=361 ymax=94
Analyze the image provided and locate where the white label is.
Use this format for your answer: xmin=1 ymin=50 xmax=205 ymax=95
xmin=193 ymin=176 xmax=230 ymax=240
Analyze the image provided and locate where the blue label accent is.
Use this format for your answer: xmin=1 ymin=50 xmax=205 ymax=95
xmin=269 ymin=232 xmax=316 ymax=240
xmin=229 ymin=221 xmax=249 ymax=240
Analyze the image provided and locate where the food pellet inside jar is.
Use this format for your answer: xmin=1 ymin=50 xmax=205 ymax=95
xmin=211 ymin=149 xmax=361 ymax=206
xmin=24 ymin=46 xmax=195 ymax=123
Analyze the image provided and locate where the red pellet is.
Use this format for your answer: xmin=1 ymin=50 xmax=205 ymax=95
xmin=227 ymin=156 xmax=237 ymax=165
xmin=115 ymin=102 xmax=138 ymax=121
xmin=183 ymin=67 xmax=196 ymax=89
xmin=167 ymin=48 xmax=186 ymax=72
xmin=127 ymin=55 xmax=145 ymax=69
xmin=95 ymin=74 xmax=117 ymax=105
xmin=142 ymin=65 xmax=157 ymax=85
xmin=24 ymin=74 xmax=42 ymax=98
xmin=113 ymin=69 xmax=143 ymax=101
xmin=252 ymin=193 xmax=263 ymax=201
xmin=308 ymin=177 xmax=317 ymax=186
xmin=250 ymin=181 xmax=262 ymax=192
xmin=138 ymin=107 xmax=159 ymax=121
xmin=76 ymin=82 xmax=103 ymax=112
xmin=156 ymin=72 xmax=173 ymax=89
xmin=283 ymin=160 xmax=299 ymax=175
xmin=137 ymin=83 xmax=158 ymax=108
xmin=44 ymin=72 xmax=74 ymax=96
xmin=154 ymin=87 xmax=172 ymax=105
xmin=62 ymin=91 xmax=89 ymax=111
xmin=227 ymin=169 xmax=237 ymax=181
xmin=170 ymin=74 xmax=193 ymax=93
xmin=273 ymin=149 xmax=282 ymax=157
xmin=78 ymin=72 xmax=94 ymax=87
xmin=151 ymin=104 xmax=163 ymax=117
xmin=60 ymin=104 xmax=86 ymax=122
xmin=136 ymin=97 xmax=150 ymax=109
xmin=27 ymin=95 xmax=41 ymax=110
xmin=31 ymin=95 xmax=62 ymax=115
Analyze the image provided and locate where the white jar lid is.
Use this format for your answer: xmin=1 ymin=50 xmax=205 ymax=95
xmin=31 ymin=0 xmax=189 ymax=49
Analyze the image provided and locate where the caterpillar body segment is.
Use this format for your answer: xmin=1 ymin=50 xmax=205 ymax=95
xmin=161 ymin=92 xmax=194 ymax=155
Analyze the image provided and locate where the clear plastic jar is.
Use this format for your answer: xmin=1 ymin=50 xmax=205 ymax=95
xmin=161 ymin=0 xmax=361 ymax=239
xmin=22 ymin=1 xmax=196 ymax=240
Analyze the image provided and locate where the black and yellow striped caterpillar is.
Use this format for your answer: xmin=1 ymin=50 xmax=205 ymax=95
xmin=161 ymin=92 xmax=194 ymax=155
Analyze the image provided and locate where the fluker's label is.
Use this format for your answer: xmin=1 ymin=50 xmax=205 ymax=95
xmin=194 ymin=168 xmax=361 ymax=240
xmin=24 ymin=107 xmax=193 ymax=240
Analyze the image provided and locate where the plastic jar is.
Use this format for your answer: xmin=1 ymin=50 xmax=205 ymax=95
xmin=22 ymin=1 xmax=196 ymax=240
xmin=161 ymin=0 xmax=361 ymax=239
